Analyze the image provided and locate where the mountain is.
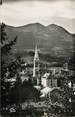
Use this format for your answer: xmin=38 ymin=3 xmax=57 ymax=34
xmin=2 ymin=23 xmax=75 ymax=57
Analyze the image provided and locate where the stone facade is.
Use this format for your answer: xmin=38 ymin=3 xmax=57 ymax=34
xmin=41 ymin=73 xmax=57 ymax=88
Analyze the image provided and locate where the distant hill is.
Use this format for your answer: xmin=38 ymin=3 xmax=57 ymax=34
xmin=2 ymin=23 xmax=75 ymax=57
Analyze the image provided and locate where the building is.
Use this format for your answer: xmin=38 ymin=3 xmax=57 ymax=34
xmin=41 ymin=73 xmax=50 ymax=87
xmin=21 ymin=74 xmax=29 ymax=83
xmin=33 ymin=45 xmax=40 ymax=86
xmin=41 ymin=72 xmax=57 ymax=88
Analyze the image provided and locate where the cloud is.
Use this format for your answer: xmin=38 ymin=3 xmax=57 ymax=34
xmin=1 ymin=0 xmax=74 ymax=18
xmin=2 ymin=0 xmax=74 ymax=3
xmin=0 ymin=0 xmax=75 ymax=33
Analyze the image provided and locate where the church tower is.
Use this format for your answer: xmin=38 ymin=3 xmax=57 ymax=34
xmin=33 ymin=45 xmax=40 ymax=85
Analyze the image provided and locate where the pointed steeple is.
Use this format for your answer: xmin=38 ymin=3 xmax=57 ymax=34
xmin=33 ymin=44 xmax=40 ymax=86
xmin=34 ymin=44 xmax=39 ymax=60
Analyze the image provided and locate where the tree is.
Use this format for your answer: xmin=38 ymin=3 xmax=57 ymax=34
xmin=1 ymin=23 xmax=17 ymax=75
xmin=62 ymin=78 xmax=73 ymax=116
xmin=1 ymin=23 xmax=17 ymax=109
xmin=1 ymin=23 xmax=17 ymax=65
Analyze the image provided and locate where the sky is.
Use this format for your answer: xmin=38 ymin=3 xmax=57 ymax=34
xmin=0 ymin=0 xmax=75 ymax=33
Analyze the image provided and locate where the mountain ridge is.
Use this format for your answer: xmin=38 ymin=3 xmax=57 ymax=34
xmin=1 ymin=23 xmax=75 ymax=57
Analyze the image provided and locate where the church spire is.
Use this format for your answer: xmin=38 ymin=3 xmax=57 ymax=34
xmin=33 ymin=44 xmax=40 ymax=85
xmin=34 ymin=44 xmax=39 ymax=60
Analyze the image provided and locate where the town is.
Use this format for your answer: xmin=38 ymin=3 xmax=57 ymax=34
xmin=1 ymin=42 xmax=75 ymax=117
xmin=1 ymin=0 xmax=75 ymax=116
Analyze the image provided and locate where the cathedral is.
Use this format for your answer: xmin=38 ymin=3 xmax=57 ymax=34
xmin=33 ymin=45 xmax=40 ymax=86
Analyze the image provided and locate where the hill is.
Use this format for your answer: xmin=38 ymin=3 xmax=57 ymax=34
xmin=2 ymin=23 xmax=75 ymax=57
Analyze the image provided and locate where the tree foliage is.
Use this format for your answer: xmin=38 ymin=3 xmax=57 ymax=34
xmin=1 ymin=23 xmax=18 ymax=109
xmin=1 ymin=23 xmax=17 ymax=64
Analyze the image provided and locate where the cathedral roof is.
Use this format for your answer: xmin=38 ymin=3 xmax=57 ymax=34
xmin=34 ymin=45 xmax=39 ymax=59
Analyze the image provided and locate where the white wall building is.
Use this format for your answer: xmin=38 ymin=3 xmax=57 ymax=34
xmin=41 ymin=72 xmax=57 ymax=88
xmin=41 ymin=73 xmax=50 ymax=87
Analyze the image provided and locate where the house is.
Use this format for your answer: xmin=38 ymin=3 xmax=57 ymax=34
xmin=40 ymin=87 xmax=51 ymax=97
xmin=40 ymin=87 xmax=60 ymax=98
xmin=41 ymin=73 xmax=50 ymax=87
xmin=20 ymin=70 xmax=26 ymax=75
xmin=48 ymin=67 xmax=62 ymax=75
xmin=41 ymin=72 xmax=57 ymax=88
xmin=21 ymin=74 xmax=29 ymax=82
xmin=5 ymin=78 xmax=16 ymax=83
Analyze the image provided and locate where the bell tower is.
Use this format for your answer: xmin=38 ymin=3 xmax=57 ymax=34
xmin=33 ymin=45 xmax=40 ymax=85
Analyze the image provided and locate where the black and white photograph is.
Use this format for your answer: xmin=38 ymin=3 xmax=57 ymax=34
xmin=0 ymin=0 xmax=75 ymax=116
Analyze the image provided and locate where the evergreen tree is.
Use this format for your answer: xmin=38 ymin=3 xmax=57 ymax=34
xmin=1 ymin=23 xmax=17 ymax=76
xmin=1 ymin=23 xmax=17 ymax=65
xmin=1 ymin=23 xmax=17 ymax=109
